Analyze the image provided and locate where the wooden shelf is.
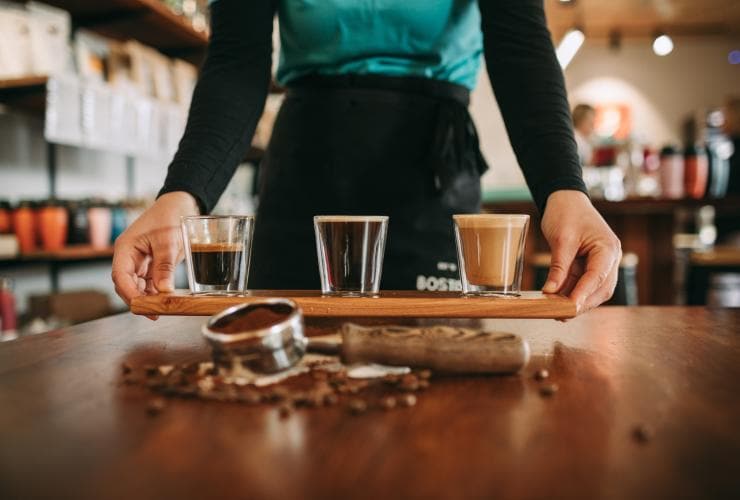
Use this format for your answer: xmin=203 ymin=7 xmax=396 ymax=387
xmin=9 ymin=0 xmax=208 ymax=61
xmin=0 ymin=245 xmax=114 ymax=268
xmin=0 ymin=76 xmax=48 ymax=114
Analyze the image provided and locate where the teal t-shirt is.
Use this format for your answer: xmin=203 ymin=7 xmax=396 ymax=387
xmin=211 ymin=0 xmax=484 ymax=90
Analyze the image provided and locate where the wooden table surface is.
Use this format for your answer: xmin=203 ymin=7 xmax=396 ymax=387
xmin=1 ymin=307 xmax=739 ymax=499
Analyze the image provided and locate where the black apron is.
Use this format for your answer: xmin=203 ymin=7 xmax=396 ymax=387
xmin=249 ymin=74 xmax=488 ymax=290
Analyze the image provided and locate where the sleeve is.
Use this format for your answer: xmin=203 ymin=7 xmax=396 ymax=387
xmin=158 ymin=0 xmax=276 ymax=213
xmin=477 ymin=0 xmax=588 ymax=213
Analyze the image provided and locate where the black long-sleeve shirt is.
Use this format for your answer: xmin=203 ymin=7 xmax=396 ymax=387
xmin=159 ymin=0 xmax=587 ymax=214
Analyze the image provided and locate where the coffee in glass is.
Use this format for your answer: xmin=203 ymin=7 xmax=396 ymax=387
xmin=453 ymin=214 xmax=529 ymax=296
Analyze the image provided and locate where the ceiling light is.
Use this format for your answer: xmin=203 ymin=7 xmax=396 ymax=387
xmin=652 ymin=34 xmax=674 ymax=56
xmin=556 ymin=28 xmax=585 ymax=69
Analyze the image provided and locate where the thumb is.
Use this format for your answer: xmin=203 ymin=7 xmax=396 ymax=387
xmin=543 ymin=236 xmax=579 ymax=294
xmin=150 ymin=236 xmax=181 ymax=293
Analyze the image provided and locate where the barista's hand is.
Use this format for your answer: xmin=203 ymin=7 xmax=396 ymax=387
xmin=541 ymin=190 xmax=622 ymax=314
xmin=111 ymin=192 xmax=199 ymax=314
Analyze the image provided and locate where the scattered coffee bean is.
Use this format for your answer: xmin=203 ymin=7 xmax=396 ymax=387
xmin=146 ymin=398 xmax=166 ymax=416
xmin=158 ymin=365 xmax=174 ymax=377
xmin=121 ymin=363 xmax=132 ymax=375
xmin=383 ymin=375 xmax=400 ymax=385
xmin=144 ymin=365 xmax=159 ymax=377
xmin=534 ymin=369 xmax=550 ymax=381
xmin=539 ymin=384 xmax=559 ymax=397
xmin=418 ymin=369 xmax=432 ymax=380
xmin=323 ymin=393 xmax=339 ymax=406
xmin=400 ymin=394 xmax=417 ymax=407
xmin=380 ymin=396 xmax=397 ymax=410
xmin=632 ymin=424 xmax=653 ymax=444
xmin=348 ymin=399 xmax=368 ymax=415
xmin=278 ymin=404 xmax=293 ymax=419
xmin=418 ymin=380 xmax=430 ymax=390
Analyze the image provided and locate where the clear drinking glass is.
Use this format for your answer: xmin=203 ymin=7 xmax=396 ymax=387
xmin=314 ymin=215 xmax=389 ymax=296
xmin=181 ymin=215 xmax=255 ymax=294
xmin=453 ymin=214 xmax=530 ymax=296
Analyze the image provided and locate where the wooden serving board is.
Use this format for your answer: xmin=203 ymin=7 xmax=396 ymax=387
xmin=131 ymin=290 xmax=576 ymax=319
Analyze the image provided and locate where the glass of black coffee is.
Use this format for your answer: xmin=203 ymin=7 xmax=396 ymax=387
xmin=181 ymin=215 xmax=254 ymax=294
xmin=314 ymin=215 xmax=388 ymax=296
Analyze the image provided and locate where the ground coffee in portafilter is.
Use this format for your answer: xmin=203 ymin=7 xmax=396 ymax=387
xmin=457 ymin=222 xmax=524 ymax=287
xmin=210 ymin=303 xmax=293 ymax=333
xmin=190 ymin=243 xmax=244 ymax=285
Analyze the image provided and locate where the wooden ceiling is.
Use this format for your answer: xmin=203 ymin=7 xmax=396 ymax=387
xmin=545 ymin=0 xmax=740 ymax=40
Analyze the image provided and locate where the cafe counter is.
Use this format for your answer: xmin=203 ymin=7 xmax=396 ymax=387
xmin=1 ymin=306 xmax=738 ymax=499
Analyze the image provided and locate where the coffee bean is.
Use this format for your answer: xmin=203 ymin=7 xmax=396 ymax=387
xmin=380 ymin=396 xmax=397 ymax=410
xmin=418 ymin=380 xmax=430 ymax=390
xmin=144 ymin=365 xmax=158 ymax=377
xmin=418 ymin=369 xmax=432 ymax=380
xmin=181 ymin=362 xmax=199 ymax=374
xmin=534 ymin=369 xmax=549 ymax=381
xmin=158 ymin=365 xmax=174 ymax=377
xmin=539 ymin=384 xmax=558 ymax=397
xmin=323 ymin=393 xmax=339 ymax=406
xmin=383 ymin=375 xmax=400 ymax=385
xmin=632 ymin=424 xmax=653 ymax=444
xmin=278 ymin=404 xmax=293 ymax=419
xmin=121 ymin=363 xmax=132 ymax=375
xmin=348 ymin=399 xmax=367 ymax=415
xmin=400 ymin=394 xmax=417 ymax=407
xmin=146 ymin=398 xmax=166 ymax=416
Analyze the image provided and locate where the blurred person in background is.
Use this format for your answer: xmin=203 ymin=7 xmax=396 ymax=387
xmin=572 ymin=103 xmax=596 ymax=166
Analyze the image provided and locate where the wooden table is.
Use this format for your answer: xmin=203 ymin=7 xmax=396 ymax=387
xmin=1 ymin=307 xmax=739 ymax=499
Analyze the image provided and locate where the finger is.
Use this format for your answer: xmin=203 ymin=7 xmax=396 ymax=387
xmin=581 ymin=257 xmax=620 ymax=312
xmin=542 ymin=234 xmax=579 ymax=294
xmin=558 ymin=257 xmax=585 ymax=297
xmin=112 ymin=242 xmax=145 ymax=305
xmin=149 ymin=231 xmax=183 ymax=293
xmin=569 ymin=247 xmax=619 ymax=312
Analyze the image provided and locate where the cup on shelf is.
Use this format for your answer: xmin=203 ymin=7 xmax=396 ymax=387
xmin=110 ymin=202 xmax=127 ymax=244
xmin=66 ymin=200 xmax=90 ymax=246
xmin=88 ymin=201 xmax=112 ymax=249
xmin=13 ymin=201 xmax=37 ymax=254
xmin=453 ymin=214 xmax=530 ymax=296
xmin=0 ymin=201 xmax=12 ymax=234
xmin=313 ymin=215 xmax=389 ymax=297
xmin=38 ymin=199 xmax=68 ymax=252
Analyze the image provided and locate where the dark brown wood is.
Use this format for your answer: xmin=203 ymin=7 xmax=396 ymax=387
xmin=131 ymin=290 xmax=577 ymax=319
xmin=0 ymin=307 xmax=738 ymax=499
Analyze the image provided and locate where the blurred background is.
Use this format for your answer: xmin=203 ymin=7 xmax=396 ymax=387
xmin=0 ymin=0 xmax=738 ymax=339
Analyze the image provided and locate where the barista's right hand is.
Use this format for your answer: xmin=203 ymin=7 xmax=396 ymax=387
xmin=111 ymin=192 xmax=200 ymax=316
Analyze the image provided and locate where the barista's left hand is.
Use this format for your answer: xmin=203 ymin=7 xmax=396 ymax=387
xmin=540 ymin=190 xmax=622 ymax=314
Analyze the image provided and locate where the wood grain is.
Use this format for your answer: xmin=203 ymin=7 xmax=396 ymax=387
xmin=130 ymin=290 xmax=577 ymax=319
xmin=0 ymin=307 xmax=738 ymax=499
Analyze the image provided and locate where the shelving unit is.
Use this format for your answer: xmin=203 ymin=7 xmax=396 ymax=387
xmin=0 ymin=246 xmax=115 ymax=292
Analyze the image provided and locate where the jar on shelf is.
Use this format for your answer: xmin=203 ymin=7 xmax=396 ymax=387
xmin=88 ymin=201 xmax=112 ymax=249
xmin=110 ymin=202 xmax=127 ymax=244
xmin=0 ymin=201 xmax=12 ymax=234
xmin=67 ymin=200 xmax=90 ymax=245
xmin=13 ymin=201 xmax=37 ymax=253
xmin=684 ymin=145 xmax=709 ymax=200
xmin=38 ymin=199 xmax=69 ymax=252
xmin=659 ymin=146 xmax=685 ymax=199
xmin=0 ymin=277 xmax=18 ymax=342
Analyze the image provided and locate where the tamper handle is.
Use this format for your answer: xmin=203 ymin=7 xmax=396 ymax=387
xmin=339 ymin=324 xmax=530 ymax=374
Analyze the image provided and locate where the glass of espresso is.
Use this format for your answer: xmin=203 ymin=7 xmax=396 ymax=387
xmin=314 ymin=215 xmax=389 ymax=296
xmin=181 ymin=215 xmax=254 ymax=295
xmin=453 ymin=214 xmax=529 ymax=296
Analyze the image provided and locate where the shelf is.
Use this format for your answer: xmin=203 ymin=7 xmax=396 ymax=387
xmin=0 ymin=245 xmax=114 ymax=268
xmin=9 ymin=0 xmax=208 ymax=62
xmin=0 ymin=76 xmax=48 ymax=114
